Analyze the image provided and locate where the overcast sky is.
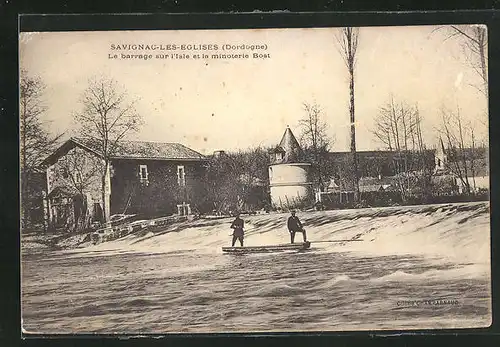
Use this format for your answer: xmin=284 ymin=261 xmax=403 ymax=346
xmin=20 ymin=26 xmax=488 ymax=155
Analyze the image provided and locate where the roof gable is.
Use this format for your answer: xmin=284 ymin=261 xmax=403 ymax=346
xmin=41 ymin=138 xmax=98 ymax=167
xmin=270 ymin=146 xmax=286 ymax=153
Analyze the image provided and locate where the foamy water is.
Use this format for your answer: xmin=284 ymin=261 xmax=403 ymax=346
xmin=21 ymin=202 xmax=491 ymax=333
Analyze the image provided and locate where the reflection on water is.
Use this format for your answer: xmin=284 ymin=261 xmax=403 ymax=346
xmin=22 ymin=249 xmax=491 ymax=333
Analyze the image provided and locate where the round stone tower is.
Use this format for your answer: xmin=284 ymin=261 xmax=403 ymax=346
xmin=268 ymin=126 xmax=312 ymax=209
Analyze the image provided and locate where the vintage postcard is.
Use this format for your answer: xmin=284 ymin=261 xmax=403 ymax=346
xmin=20 ymin=25 xmax=491 ymax=334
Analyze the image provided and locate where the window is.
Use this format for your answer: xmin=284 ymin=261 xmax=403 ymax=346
xmin=177 ymin=203 xmax=191 ymax=216
xmin=276 ymin=152 xmax=283 ymax=161
xmin=139 ymin=165 xmax=148 ymax=182
xmin=177 ymin=165 xmax=186 ymax=186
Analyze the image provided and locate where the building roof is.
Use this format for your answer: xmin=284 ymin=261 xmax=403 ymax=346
xmin=359 ymin=176 xmax=397 ymax=186
xmin=358 ymin=176 xmax=397 ymax=192
xmin=270 ymin=146 xmax=286 ymax=153
xmin=279 ymin=127 xmax=302 ymax=153
xmin=110 ymin=140 xmax=206 ymax=161
xmin=327 ymin=149 xmax=437 ymax=160
xmin=272 ymin=126 xmax=305 ymax=163
xmin=43 ymin=137 xmax=206 ymax=166
xmin=359 ymin=184 xmax=390 ymax=193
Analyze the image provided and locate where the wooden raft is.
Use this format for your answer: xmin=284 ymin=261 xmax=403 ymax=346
xmin=222 ymin=241 xmax=311 ymax=254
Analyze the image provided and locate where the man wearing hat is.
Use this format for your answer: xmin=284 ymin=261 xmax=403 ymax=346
xmin=287 ymin=210 xmax=307 ymax=244
xmin=230 ymin=212 xmax=245 ymax=247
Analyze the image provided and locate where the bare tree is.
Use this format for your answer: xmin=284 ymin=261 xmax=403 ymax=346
xmin=20 ymin=70 xmax=63 ymax=172
xmin=434 ymin=25 xmax=488 ymax=97
xmin=73 ymin=77 xmax=143 ymax=222
xmin=20 ymin=70 xmax=63 ymax=228
xmin=55 ymin=147 xmax=103 ymax=230
xmin=372 ymin=97 xmax=431 ymax=201
xmin=235 ymin=147 xmax=270 ymax=211
xmin=413 ymin=107 xmax=434 ymax=200
xmin=336 ymin=27 xmax=360 ymax=201
xmin=438 ymin=105 xmax=482 ymax=195
xmin=299 ymin=102 xmax=332 ymax=191
xmin=202 ymin=147 xmax=270 ymax=215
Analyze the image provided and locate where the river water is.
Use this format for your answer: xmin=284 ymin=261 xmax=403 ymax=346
xmin=21 ymin=203 xmax=492 ymax=333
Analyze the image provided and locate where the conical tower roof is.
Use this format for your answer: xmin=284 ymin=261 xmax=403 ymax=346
xmin=279 ymin=126 xmax=302 ymax=151
xmin=277 ymin=126 xmax=304 ymax=163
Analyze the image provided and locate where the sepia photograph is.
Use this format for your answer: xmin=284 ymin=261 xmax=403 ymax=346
xmin=19 ymin=25 xmax=491 ymax=334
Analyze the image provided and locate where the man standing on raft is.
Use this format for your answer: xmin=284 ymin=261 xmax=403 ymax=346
xmin=230 ymin=212 xmax=245 ymax=247
xmin=287 ymin=210 xmax=307 ymax=244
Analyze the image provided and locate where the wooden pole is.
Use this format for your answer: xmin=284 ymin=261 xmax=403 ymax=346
xmin=312 ymin=239 xmax=364 ymax=243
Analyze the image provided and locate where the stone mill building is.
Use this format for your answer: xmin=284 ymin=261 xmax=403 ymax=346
xmin=268 ymin=126 xmax=313 ymax=209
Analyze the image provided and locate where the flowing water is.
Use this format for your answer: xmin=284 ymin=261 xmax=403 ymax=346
xmin=21 ymin=202 xmax=492 ymax=334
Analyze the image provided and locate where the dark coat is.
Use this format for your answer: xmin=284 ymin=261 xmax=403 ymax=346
xmin=287 ymin=216 xmax=303 ymax=232
xmin=231 ymin=217 xmax=244 ymax=237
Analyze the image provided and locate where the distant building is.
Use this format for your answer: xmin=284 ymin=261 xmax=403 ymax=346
xmin=268 ymin=126 xmax=312 ymax=209
xmin=434 ymin=138 xmax=489 ymax=194
xmin=327 ymin=150 xmax=436 ymax=181
xmin=42 ymin=137 xmax=207 ymax=230
xmin=319 ymin=141 xmax=489 ymax=206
